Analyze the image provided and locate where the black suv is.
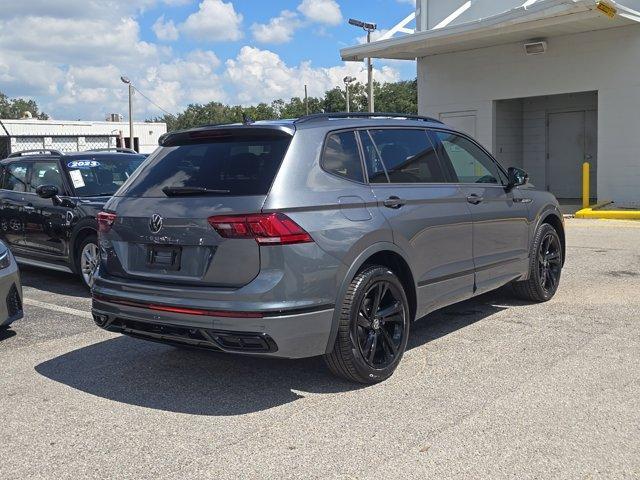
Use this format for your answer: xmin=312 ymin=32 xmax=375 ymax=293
xmin=0 ymin=148 xmax=146 ymax=287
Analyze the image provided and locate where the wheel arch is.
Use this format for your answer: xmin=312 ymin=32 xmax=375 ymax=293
xmin=325 ymin=242 xmax=417 ymax=354
xmin=70 ymin=219 xmax=98 ymax=273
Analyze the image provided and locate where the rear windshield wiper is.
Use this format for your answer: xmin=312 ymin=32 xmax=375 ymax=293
xmin=162 ymin=186 xmax=232 ymax=197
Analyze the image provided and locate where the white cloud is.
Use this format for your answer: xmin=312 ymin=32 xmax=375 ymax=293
xmin=180 ymin=0 xmax=243 ymax=42
xmin=153 ymin=15 xmax=179 ymax=41
xmin=0 ymin=2 xmax=405 ymax=120
xmin=225 ymin=46 xmax=399 ymax=105
xmin=251 ymin=10 xmax=300 ymax=44
xmin=397 ymin=0 xmax=415 ymax=5
xmin=297 ymin=0 xmax=342 ymax=26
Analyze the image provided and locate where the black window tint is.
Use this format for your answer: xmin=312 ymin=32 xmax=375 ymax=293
xmin=31 ymin=161 xmax=64 ymax=193
xmin=1 ymin=162 xmax=29 ymax=192
xmin=322 ymin=131 xmax=364 ymax=183
xmin=117 ymin=134 xmax=291 ymax=198
xmin=368 ymin=129 xmax=446 ymax=184
xmin=434 ymin=131 xmax=502 ymax=184
xmin=359 ymin=131 xmax=388 ymax=183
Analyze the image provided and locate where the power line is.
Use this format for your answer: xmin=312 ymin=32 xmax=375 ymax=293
xmin=131 ymin=85 xmax=176 ymax=118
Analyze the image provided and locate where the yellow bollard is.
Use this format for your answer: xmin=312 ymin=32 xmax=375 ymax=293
xmin=582 ymin=162 xmax=590 ymax=209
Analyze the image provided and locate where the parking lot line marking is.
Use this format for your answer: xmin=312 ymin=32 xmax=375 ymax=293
xmin=23 ymin=298 xmax=93 ymax=320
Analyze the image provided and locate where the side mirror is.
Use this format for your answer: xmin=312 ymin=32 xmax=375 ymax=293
xmin=507 ymin=167 xmax=529 ymax=191
xmin=36 ymin=184 xmax=59 ymax=199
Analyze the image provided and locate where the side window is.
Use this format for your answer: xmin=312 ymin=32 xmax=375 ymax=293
xmin=321 ymin=131 xmax=364 ymax=183
xmin=1 ymin=162 xmax=29 ymax=192
xmin=31 ymin=161 xmax=64 ymax=193
xmin=359 ymin=131 xmax=388 ymax=183
xmin=368 ymin=129 xmax=447 ymax=184
xmin=434 ymin=131 xmax=503 ymax=184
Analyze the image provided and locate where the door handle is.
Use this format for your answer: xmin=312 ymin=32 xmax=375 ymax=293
xmin=383 ymin=196 xmax=406 ymax=209
xmin=466 ymin=194 xmax=484 ymax=205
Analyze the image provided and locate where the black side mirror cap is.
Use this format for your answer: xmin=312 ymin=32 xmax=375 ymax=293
xmin=507 ymin=167 xmax=529 ymax=191
xmin=35 ymin=184 xmax=59 ymax=199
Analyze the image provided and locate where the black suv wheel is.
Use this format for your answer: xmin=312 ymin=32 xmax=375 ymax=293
xmin=325 ymin=266 xmax=410 ymax=384
xmin=513 ymin=223 xmax=563 ymax=302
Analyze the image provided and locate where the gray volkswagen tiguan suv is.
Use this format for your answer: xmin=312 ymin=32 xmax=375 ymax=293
xmin=92 ymin=113 xmax=565 ymax=384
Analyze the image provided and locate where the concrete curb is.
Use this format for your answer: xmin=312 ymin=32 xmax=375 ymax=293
xmin=575 ymin=207 xmax=640 ymax=220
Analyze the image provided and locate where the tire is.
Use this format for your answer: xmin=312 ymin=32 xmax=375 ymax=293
xmin=76 ymin=234 xmax=99 ymax=289
xmin=324 ymin=265 xmax=411 ymax=384
xmin=513 ymin=223 xmax=563 ymax=302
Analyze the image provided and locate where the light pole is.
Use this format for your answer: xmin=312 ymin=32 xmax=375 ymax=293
xmin=343 ymin=76 xmax=356 ymax=113
xmin=120 ymin=76 xmax=134 ymax=151
xmin=348 ymin=18 xmax=377 ymax=113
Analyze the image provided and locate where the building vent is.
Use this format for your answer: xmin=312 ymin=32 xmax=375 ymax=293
xmin=106 ymin=113 xmax=123 ymax=122
xmin=524 ymin=40 xmax=547 ymax=55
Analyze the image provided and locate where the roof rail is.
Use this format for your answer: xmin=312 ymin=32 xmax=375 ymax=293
xmin=84 ymin=147 xmax=138 ymax=154
xmin=295 ymin=112 xmax=443 ymax=125
xmin=8 ymin=149 xmax=64 ymax=158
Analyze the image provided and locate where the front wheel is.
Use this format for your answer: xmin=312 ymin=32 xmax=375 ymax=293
xmin=325 ymin=266 xmax=410 ymax=384
xmin=513 ymin=223 xmax=563 ymax=302
xmin=77 ymin=234 xmax=99 ymax=289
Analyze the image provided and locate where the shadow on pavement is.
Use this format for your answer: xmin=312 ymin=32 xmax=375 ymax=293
xmin=35 ymin=287 xmax=519 ymax=416
xmin=0 ymin=328 xmax=17 ymax=342
xmin=19 ymin=265 xmax=89 ymax=298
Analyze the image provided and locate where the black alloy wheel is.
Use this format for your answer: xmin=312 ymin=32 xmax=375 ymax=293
xmin=353 ymin=280 xmax=406 ymax=369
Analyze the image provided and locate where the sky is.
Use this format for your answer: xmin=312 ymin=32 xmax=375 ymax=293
xmin=0 ymin=0 xmax=417 ymax=121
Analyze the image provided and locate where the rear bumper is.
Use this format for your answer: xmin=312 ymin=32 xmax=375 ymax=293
xmin=92 ymin=296 xmax=334 ymax=359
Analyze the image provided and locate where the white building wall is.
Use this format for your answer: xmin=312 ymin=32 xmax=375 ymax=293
xmin=1 ymin=119 xmax=166 ymax=154
xmin=418 ymin=24 xmax=640 ymax=204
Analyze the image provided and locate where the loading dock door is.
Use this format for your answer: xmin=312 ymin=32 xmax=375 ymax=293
xmin=547 ymin=110 xmax=597 ymax=199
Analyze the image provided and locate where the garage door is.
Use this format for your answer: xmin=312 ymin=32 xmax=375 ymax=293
xmin=51 ymin=137 xmax=79 ymax=152
xmin=85 ymin=136 xmax=110 ymax=151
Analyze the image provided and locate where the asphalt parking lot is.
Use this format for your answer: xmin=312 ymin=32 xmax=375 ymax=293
xmin=1 ymin=218 xmax=639 ymax=479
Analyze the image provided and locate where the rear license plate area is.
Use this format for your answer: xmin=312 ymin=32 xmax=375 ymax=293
xmin=146 ymin=245 xmax=182 ymax=271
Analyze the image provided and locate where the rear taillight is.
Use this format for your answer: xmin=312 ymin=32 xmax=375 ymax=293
xmin=208 ymin=213 xmax=313 ymax=245
xmin=97 ymin=212 xmax=117 ymax=234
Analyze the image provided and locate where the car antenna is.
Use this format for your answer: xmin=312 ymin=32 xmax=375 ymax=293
xmin=242 ymin=112 xmax=254 ymax=125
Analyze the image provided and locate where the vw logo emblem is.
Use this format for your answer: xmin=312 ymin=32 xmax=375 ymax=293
xmin=149 ymin=214 xmax=163 ymax=234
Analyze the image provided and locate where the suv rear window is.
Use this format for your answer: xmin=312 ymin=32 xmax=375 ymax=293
xmin=117 ymin=133 xmax=291 ymax=198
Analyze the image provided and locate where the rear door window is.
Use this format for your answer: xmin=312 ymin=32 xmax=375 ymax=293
xmin=1 ymin=162 xmax=29 ymax=192
xmin=118 ymin=133 xmax=292 ymax=198
xmin=367 ymin=129 xmax=447 ymax=184
xmin=321 ymin=131 xmax=364 ymax=183
xmin=359 ymin=131 xmax=389 ymax=184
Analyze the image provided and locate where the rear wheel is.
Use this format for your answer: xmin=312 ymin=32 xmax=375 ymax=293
xmin=513 ymin=223 xmax=563 ymax=302
xmin=77 ymin=234 xmax=99 ymax=289
xmin=325 ymin=266 xmax=410 ymax=384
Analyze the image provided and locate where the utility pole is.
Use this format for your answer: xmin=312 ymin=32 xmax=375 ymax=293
xmin=348 ymin=19 xmax=377 ymax=113
xmin=304 ymin=84 xmax=309 ymax=115
xmin=120 ymin=76 xmax=135 ymax=151
xmin=366 ymin=30 xmax=374 ymax=113
xmin=343 ymin=76 xmax=356 ymax=113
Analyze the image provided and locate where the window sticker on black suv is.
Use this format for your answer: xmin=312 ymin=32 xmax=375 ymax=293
xmin=322 ymin=131 xmax=364 ymax=183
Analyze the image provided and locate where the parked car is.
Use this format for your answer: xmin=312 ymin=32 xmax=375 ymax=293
xmin=92 ymin=113 xmax=565 ymax=383
xmin=0 ymin=240 xmax=23 ymax=330
xmin=0 ymin=148 xmax=146 ymax=287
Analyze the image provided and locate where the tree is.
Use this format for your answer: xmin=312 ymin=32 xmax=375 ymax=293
xmin=0 ymin=92 xmax=49 ymax=120
xmin=148 ymin=79 xmax=419 ymax=131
